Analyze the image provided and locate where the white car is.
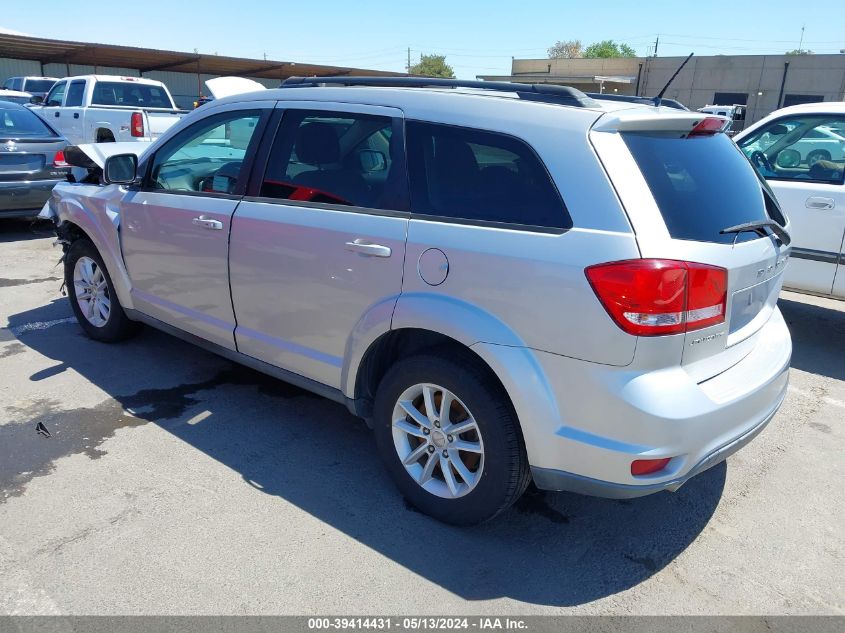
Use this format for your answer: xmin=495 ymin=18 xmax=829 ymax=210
xmin=736 ymin=102 xmax=845 ymax=299
xmin=31 ymin=75 xmax=186 ymax=144
xmin=0 ymin=88 xmax=33 ymax=105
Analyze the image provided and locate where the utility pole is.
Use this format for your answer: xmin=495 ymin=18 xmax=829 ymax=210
xmin=798 ymin=25 xmax=805 ymax=52
xmin=653 ymin=34 xmax=659 ymax=57
xmin=407 ymin=47 xmax=412 ymax=74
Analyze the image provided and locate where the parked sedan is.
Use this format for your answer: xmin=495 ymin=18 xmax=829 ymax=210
xmin=0 ymin=89 xmax=33 ymax=105
xmin=0 ymin=100 xmax=70 ymax=218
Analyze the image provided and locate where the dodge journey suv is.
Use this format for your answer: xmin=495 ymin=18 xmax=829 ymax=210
xmin=42 ymin=77 xmax=792 ymax=525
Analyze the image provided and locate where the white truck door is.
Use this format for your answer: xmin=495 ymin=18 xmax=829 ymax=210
xmin=737 ymin=113 xmax=845 ymax=296
xmin=62 ymin=79 xmax=87 ymax=144
xmin=40 ymin=80 xmax=68 ymax=134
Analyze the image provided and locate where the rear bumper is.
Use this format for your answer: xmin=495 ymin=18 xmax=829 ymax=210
xmin=0 ymin=178 xmax=63 ymax=215
xmin=531 ymin=392 xmax=782 ymax=497
xmin=477 ymin=306 xmax=791 ymax=497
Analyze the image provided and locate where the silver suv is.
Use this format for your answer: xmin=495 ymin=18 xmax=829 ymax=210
xmin=43 ymin=77 xmax=792 ymax=525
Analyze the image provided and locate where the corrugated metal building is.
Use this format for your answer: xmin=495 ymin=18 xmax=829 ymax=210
xmin=0 ymin=33 xmax=402 ymax=108
xmin=480 ymin=54 xmax=845 ymax=124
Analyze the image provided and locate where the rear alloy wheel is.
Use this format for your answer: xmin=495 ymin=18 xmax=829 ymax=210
xmin=64 ymin=239 xmax=138 ymax=342
xmin=392 ymin=383 xmax=485 ymax=499
xmin=373 ymin=354 xmax=530 ymax=525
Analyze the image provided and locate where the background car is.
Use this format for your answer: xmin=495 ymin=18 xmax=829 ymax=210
xmin=736 ymin=101 xmax=845 ymax=299
xmin=2 ymin=76 xmax=57 ymax=100
xmin=0 ymin=100 xmax=70 ymax=219
xmin=0 ymin=88 xmax=33 ymax=105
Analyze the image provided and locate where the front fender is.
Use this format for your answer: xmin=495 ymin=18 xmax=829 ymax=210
xmin=52 ymin=184 xmax=134 ymax=310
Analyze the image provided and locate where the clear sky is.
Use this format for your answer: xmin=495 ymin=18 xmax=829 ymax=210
xmin=2 ymin=0 xmax=843 ymax=79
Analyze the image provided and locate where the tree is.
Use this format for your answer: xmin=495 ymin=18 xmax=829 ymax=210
xmin=583 ymin=40 xmax=638 ymax=58
xmin=409 ymin=53 xmax=455 ymax=78
xmin=548 ymin=40 xmax=583 ymax=59
xmin=786 ymin=48 xmax=814 ymax=55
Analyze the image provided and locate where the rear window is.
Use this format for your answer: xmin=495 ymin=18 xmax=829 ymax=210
xmin=0 ymin=107 xmax=57 ymax=139
xmin=24 ymin=79 xmax=56 ymax=93
xmin=92 ymin=82 xmax=173 ymax=108
xmin=623 ymin=132 xmax=769 ymax=244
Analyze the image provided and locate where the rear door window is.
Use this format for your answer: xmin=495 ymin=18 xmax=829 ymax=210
xmin=406 ymin=121 xmax=570 ymax=230
xmin=623 ymin=131 xmax=771 ymax=244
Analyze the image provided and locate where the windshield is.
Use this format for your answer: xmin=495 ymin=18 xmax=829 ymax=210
xmin=91 ymin=82 xmax=174 ymax=108
xmin=0 ymin=107 xmax=58 ymax=139
xmin=623 ymin=132 xmax=769 ymax=244
xmin=24 ymin=79 xmax=56 ymax=93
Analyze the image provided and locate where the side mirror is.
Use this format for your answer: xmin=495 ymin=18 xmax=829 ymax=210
xmin=358 ymin=149 xmax=387 ymax=172
xmin=769 ymin=124 xmax=789 ymax=136
xmin=29 ymin=95 xmax=43 ymax=105
xmin=104 ymin=154 xmax=138 ymax=185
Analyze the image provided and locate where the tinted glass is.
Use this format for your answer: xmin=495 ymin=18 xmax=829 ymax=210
xmin=64 ymin=81 xmax=86 ymax=107
xmin=737 ymin=115 xmax=845 ymax=185
xmin=623 ymin=132 xmax=769 ymax=244
xmin=149 ymin=110 xmax=261 ymax=194
xmin=44 ymin=81 xmax=66 ymax=107
xmin=406 ymin=121 xmax=569 ymax=230
xmin=92 ymin=82 xmax=173 ymax=108
xmin=261 ymin=110 xmax=407 ymax=211
xmin=0 ymin=95 xmax=30 ymax=105
xmin=0 ymin=107 xmax=57 ymax=138
xmin=24 ymin=79 xmax=56 ymax=93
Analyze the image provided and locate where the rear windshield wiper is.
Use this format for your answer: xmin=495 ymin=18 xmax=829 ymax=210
xmin=720 ymin=220 xmax=791 ymax=246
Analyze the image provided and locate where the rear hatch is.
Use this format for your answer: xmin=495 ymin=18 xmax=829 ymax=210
xmin=590 ymin=109 xmax=790 ymax=381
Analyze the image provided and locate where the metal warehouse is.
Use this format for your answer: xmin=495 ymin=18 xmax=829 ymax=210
xmin=0 ymin=32 xmax=402 ymax=108
xmin=480 ymin=54 xmax=845 ymax=124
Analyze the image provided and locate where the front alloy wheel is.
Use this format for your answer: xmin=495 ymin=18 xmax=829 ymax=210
xmin=73 ymin=256 xmax=111 ymax=327
xmin=392 ymin=383 xmax=484 ymax=499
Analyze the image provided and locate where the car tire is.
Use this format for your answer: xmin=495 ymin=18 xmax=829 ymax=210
xmin=373 ymin=353 xmax=530 ymax=525
xmin=806 ymin=149 xmax=831 ymax=166
xmin=64 ymin=238 xmax=139 ymax=342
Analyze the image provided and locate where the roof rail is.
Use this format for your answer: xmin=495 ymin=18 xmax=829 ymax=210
xmin=280 ymin=76 xmax=599 ymax=108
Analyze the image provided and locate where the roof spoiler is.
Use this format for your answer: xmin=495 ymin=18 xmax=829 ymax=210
xmin=280 ymin=76 xmax=599 ymax=108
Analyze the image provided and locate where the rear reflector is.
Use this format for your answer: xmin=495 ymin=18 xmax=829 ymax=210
xmin=585 ymin=259 xmax=727 ymax=336
xmin=689 ymin=117 xmax=727 ymax=136
xmin=130 ymin=111 xmax=144 ymax=137
xmin=52 ymin=150 xmax=68 ymax=167
xmin=631 ymin=458 xmax=671 ymax=476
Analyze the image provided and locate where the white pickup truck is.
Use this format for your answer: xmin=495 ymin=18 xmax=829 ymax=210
xmin=31 ymin=75 xmax=186 ymax=144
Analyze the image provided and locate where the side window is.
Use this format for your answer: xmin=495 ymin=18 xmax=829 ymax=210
xmin=44 ymin=81 xmax=66 ymax=107
xmin=406 ymin=121 xmax=570 ymax=230
xmin=64 ymin=81 xmax=86 ymax=107
xmin=738 ymin=115 xmax=845 ymax=184
xmin=260 ymin=109 xmax=407 ymax=211
xmin=148 ymin=110 xmax=262 ymax=194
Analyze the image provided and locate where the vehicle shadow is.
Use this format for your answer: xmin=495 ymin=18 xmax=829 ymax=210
xmin=779 ymin=296 xmax=845 ymax=381
xmin=0 ymin=218 xmax=55 ymax=243
xmin=4 ymin=299 xmax=727 ymax=607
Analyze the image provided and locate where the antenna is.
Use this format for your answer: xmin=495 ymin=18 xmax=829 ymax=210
xmin=653 ymin=52 xmax=693 ymax=107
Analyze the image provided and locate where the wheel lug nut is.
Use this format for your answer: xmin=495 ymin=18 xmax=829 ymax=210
xmin=423 ymin=428 xmax=430 ymax=435
xmin=428 ymin=446 xmax=435 ymax=453
xmin=434 ymin=421 xmax=440 ymax=428
xmin=447 ymin=435 xmax=453 ymax=442
xmin=442 ymin=450 xmax=448 ymax=457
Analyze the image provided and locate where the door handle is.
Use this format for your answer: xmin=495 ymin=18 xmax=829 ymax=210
xmin=806 ymin=196 xmax=835 ymax=210
xmin=54 ymin=112 xmax=59 ymax=117
xmin=192 ymin=216 xmax=223 ymax=230
xmin=345 ymin=240 xmax=391 ymax=257
xmin=73 ymin=113 xmax=79 ymax=119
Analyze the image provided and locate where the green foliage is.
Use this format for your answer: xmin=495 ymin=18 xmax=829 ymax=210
xmin=409 ymin=54 xmax=456 ymax=78
xmin=785 ymin=49 xmax=814 ymax=55
xmin=583 ymin=40 xmax=638 ymax=59
xmin=548 ymin=40 xmax=583 ymax=59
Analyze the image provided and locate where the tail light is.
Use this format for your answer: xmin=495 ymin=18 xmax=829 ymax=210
xmin=130 ymin=112 xmax=144 ymax=137
xmin=585 ymin=259 xmax=727 ymax=336
xmin=53 ymin=150 xmax=69 ymax=167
